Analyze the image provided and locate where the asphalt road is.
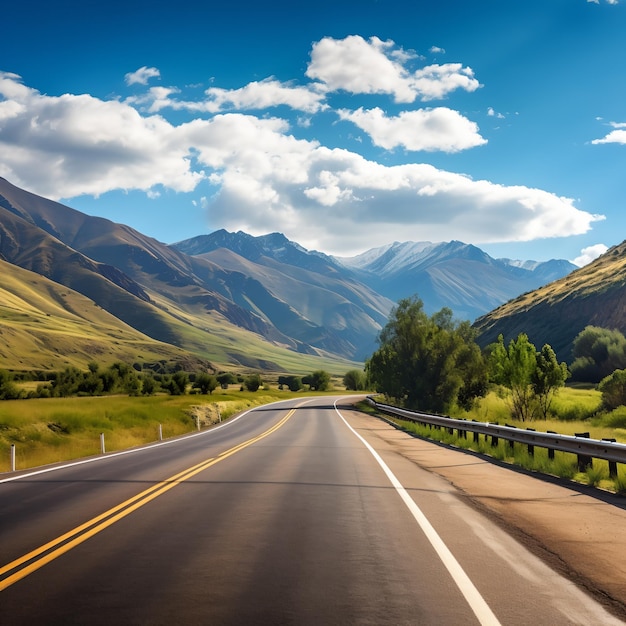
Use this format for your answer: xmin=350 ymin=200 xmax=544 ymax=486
xmin=0 ymin=396 xmax=621 ymax=625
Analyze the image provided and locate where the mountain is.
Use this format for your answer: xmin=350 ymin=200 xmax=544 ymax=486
xmin=0 ymin=178 xmax=371 ymax=370
xmin=0 ymin=176 xmax=579 ymax=372
xmin=472 ymin=240 xmax=626 ymax=361
xmin=172 ymin=230 xmax=393 ymax=360
xmin=337 ymin=240 xmax=577 ymax=321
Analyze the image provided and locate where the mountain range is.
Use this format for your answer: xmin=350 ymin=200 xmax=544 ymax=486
xmin=0 ymin=176 xmax=587 ymax=372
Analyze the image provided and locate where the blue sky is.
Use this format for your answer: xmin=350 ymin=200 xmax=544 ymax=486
xmin=1 ymin=0 xmax=625 ymax=266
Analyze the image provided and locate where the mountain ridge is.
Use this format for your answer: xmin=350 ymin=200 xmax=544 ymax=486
xmin=0 ymin=176 xmax=582 ymax=371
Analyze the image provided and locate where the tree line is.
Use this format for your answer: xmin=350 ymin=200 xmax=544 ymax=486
xmin=365 ymin=296 xmax=626 ymax=421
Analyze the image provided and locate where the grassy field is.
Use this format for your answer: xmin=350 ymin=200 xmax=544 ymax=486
xmin=365 ymin=385 xmax=626 ymax=493
xmin=0 ymin=388 xmax=355 ymax=473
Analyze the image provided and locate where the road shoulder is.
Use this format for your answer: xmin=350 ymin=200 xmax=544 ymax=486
xmin=341 ymin=406 xmax=626 ymax=620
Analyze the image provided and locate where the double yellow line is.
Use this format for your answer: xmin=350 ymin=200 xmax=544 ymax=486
xmin=0 ymin=408 xmax=295 ymax=592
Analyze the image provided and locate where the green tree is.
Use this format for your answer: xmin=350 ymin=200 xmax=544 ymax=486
xmin=531 ymin=344 xmax=569 ymax=419
xmin=304 ymin=370 xmax=330 ymax=391
xmin=278 ymin=375 xmax=303 ymax=392
xmin=163 ymin=371 xmax=189 ymax=395
xmin=489 ymin=334 xmax=568 ymax=421
xmin=366 ymin=297 xmax=486 ymax=413
xmin=489 ymin=334 xmax=538 ymax=421
xmin=598 ymin=369 xmax=626 ymax=411
xmin=0 ymin=369 xmax=20 ymax=400
xmin=141 ymin=373 xmax=156 ymax=395
xmin=570 ymin=326 xmax=626 ymax=383
xmin=244 ymin=373 xmax=262 ymax=392
xmin=193 ymin=373 xmax=218 ymax=395
xmin=217 ymin=372 xmax=237 ymax=389
xmin=343 ymin=369 xmax=367 ymax=391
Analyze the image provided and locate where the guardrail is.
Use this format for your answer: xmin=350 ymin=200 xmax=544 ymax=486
xmin=367 ymin=397 xmax=626 ymax=477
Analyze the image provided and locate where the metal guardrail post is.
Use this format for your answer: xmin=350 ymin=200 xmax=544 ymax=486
xmin=547 ymin=431 xmax=556 ymax=459
xmin=604 ymin=439 xmax=618 ymax=477
xmin=526 ymin=429 xmax=535 ymax=457
xmin=472 ymin=421 xmax=479 ymax=444
xmin=506 ymin=424 xmax=516 ymax=450
xmin=575 ymin=432 xmax=592 ymax=471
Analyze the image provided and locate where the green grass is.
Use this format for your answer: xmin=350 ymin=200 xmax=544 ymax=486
xmin=0 ymin=388 xmax=358 ymax=472
xmin=367 ymin=385 xmax=626 ymax=493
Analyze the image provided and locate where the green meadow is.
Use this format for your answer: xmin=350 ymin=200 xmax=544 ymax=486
xmin=0 ymin=388 xmax=339 ymax=473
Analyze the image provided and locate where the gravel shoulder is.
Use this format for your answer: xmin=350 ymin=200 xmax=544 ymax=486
xmin=344 ymin=407 xmax=626 ymax=621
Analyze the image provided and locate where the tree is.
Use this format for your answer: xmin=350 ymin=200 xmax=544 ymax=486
xmin=163 ymin=371 xmax=189 ymax=395
xmin=0 ymin=369 xmax=20 ymax=400
xmin=141 ymin=373 xmax=157 ymax=395
xmin=489 ymin=334 xmax=538 ymax=421
xmin=570 ymin=326 xmax=626 ymax=383
xmin=598 ymin=369 xmax=626 ymax=411
xmin=278 ymin=375 xmax=303 ymax=392
xmin=304 ymin=370 xmax=330 ymax=391
xmin=217 ymin=372 xmax=237 ymax=389
xmin=343 ymin=369 xmax=367 ymax=391
xmin=489 ymin=334 xmax=568 ymax=421
xmin=366 ymin=297 xmax=486 ymax=413
xmin=193 ymin=373 xmax=218 ymax=395
xmin=531 ymin=344 xmax=569 ymax=419
xmin=244 ymin=373 xmax=262 ymax=392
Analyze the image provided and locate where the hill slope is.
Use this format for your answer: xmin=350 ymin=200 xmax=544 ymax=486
xmin=0 ymin=177 xmax=361 ymax=372
xmin=473 ymin=241 xmax=626 ymax=360
xmin=173 ymin=230 xmax=393 ymax=359
xmin=0 ymin=259 xmax=208 ymax=371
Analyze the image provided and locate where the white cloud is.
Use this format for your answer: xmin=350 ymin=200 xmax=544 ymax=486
xmin=587 ymin=0 xmax=619 ymax=4
xmin=203 ymin=79 xmax=327 ymax=114
xmin=306 ymin=35 xmax=480 ymax=103
xmin=0 ymin=71 xmax=602 ymax=256
xmin=125 ymin=66 xmax=160 ymax=86
xmin=127 ymin=79 xmax=327 ymax=115
xmin=0 ymin=72 xmax=202 ymax=198
xmin=572 ymin=244 xmax=608 ymax=266
xmin=188 ymin=119 xmax=601 ymax=255
xmin=592 ymin=121 xmax=626 ymax=145
xmin=429 ymin=46 xmax=446 ymax=54
xmin=487 ymin=107 xmax=505 ymax=119
xmin=337 ymin=107 xmax=486 ymax=152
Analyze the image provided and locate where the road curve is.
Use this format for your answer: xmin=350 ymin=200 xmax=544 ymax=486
xmin=0 ymin=396 xmax=621 ymax=625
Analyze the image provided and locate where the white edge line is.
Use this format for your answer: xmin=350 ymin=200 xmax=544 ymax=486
xmin=0 ymin=398 xmax=297 ymax=484
xmin=333 ymin=398 xmax=502 ymax=626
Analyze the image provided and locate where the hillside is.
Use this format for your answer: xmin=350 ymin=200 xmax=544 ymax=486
xmin=0 ymin=259 xmax=208 ymax=371
xmin=473 ymin=240 xmax=626 ymax=360
xmin=173 ymin=230 xmax=393 ymax=359
xmin=0 ymin=178 xmax=361 ymax=373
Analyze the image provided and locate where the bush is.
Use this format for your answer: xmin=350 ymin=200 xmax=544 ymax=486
xmin=244 ymin=373 xmax=262 ymax=392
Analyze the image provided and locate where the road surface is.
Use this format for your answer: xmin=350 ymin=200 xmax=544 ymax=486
xmin=0 ymin=396 xmax=622 ymax=624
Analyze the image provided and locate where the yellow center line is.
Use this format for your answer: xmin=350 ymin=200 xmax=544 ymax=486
xmin=0 ymin=408 xmax=295 ymax=592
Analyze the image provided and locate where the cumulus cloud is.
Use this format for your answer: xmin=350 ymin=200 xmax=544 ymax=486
xmin=184 ymin=118 xmax=601 ymax=253
xmin=429 ymin=46 xmax=446 ymax=54
xmin=0 ymin=66 xmax=602 ymax=256
xmin=572 ymin=244 xmax=608 ymax=266
xmin=337 ymin=107 xmax=487 ymax=152
xmin=0 ymin=72 xmax=201 ymax=198
xmin=203 ymin=79 xmax=327 ymax=114
xmin=130 ymin=79 xmax=327 ymax=115
xmin=125 ymin=66 xmax=160 ymax=86
xmin=592 ymin=121 xmax=626 ymax=145
xmin=306 ymin=35 xmax=480 ymax=102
